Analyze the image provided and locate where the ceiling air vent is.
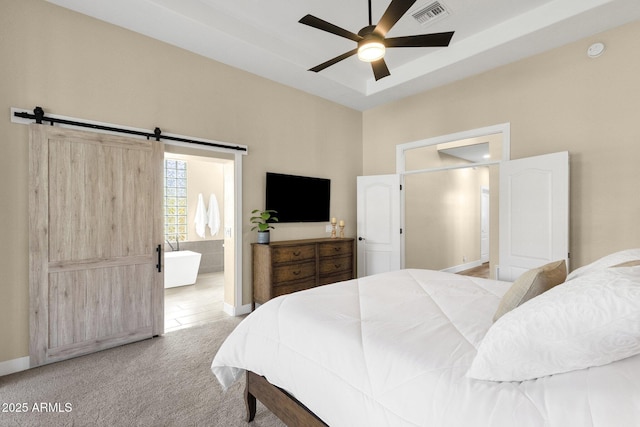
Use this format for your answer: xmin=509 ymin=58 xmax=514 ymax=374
xmin=412 ymin=1 xmax=450 ymax=26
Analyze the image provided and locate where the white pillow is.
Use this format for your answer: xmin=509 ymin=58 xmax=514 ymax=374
xmin=565 ymin=248 xmax=640 ymax=282
xmin=467 ymin=265 xmax=640 ymax=382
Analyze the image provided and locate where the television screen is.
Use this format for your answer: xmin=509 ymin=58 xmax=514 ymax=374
xmin=265 ymin=172 xmax=330 ymax=223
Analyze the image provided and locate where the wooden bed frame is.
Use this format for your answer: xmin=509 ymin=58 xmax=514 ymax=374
xmin=245 ymin=371 xmax=328 ymax=426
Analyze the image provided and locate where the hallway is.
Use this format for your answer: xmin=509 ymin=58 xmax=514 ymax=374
xmin=457 ymin=262 xmax=490 ymax=279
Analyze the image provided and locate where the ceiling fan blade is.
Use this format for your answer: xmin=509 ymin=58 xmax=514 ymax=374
xmin=309 ymin=49 xmax=359 ymax=73
xmin=299 ymin=15 xmax=362 ymax=42
xmin=374 ymin=0 xmax=418 ymax=36
xmin=385 ymin=31 xmax=455 ymax=48
xmin=371 ymin=58 xmax=391 ymax=81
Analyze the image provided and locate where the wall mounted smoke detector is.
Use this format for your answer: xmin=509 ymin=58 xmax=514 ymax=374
xmin=587 ymin=42 xmax=605 ymax=58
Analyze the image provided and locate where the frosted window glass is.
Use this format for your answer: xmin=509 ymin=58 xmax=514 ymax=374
xmin=164 ymin=159 xmax=188 ymax=242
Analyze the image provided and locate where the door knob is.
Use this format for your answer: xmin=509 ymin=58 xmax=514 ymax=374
xmin=358 ymin=237 xmax=365 ymax=241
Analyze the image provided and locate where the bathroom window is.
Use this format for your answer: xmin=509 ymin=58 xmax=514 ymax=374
xmin=164 ymin=159 xmax=188 ymax=243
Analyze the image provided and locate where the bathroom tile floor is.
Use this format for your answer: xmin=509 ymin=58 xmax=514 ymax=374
xmin=164 ymin=271 xmax=230 ymax=333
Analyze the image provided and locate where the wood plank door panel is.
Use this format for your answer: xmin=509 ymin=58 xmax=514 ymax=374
xmin=29 ymin=125 xmax=164 ymax=367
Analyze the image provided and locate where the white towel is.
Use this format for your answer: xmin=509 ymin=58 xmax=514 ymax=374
xmin=194 ymin=193 xmax=207 ymax=238
xmin=207 ymin=193 xmax=221 ymax=236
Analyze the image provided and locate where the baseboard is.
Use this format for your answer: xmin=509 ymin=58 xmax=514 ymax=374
xmin=441 ymin=259 xmax=483 ymax=274
xmin=0 ymin=356 xmax=30 ymax=377
xmin=223 ymin=302 xmax=252 ymax=317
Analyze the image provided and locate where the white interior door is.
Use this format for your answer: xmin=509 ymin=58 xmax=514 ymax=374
xmin=498 ymin=151 xmax=569 ymax=281
xmin=356 ymin=175 xmax=401 ymax=277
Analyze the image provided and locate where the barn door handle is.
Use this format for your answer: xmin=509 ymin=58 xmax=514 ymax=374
xmin=156 ymin=244 xmax=162 ymax=273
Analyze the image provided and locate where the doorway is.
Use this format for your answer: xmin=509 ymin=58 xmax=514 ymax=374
xmin=396 ymin=123 xmax=510 ymax=278
xmin=162 ymin=146 xmax=238 ymax=332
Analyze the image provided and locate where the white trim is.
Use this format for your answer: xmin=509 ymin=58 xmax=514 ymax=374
xmin=10 ymin=107 xmax=248 ymax=155
xmin=402 ymin=159 xmax=501 ymax=176
xmin=440 ymin=259 xmax=483 ymax=274
xmin=480 ymin=186 xmax=491 ymax=263
xmin=395 ymin=122 xmax=511 ymax=165
xmin=0 ymin=356 xmax=30 ymax=377
xmin=224 ymin=302 xmax=252 ymax=316
xmin=233 ymin=151 xmax=244 ymax=314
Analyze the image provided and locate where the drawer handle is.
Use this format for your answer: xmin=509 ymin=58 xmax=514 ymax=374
xmin=334 ymin=263 xmax=341 ymax=269
xmin=333 ymin=247 xmax=342 ymax=252
xmin=293 ymin=251 xmax=301 ymax=256
xmin=293 ymin=270 xmax=301 ymax=276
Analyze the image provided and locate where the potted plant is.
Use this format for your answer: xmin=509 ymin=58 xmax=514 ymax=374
xmin=250 ymin=209 xmax=278 ymax=244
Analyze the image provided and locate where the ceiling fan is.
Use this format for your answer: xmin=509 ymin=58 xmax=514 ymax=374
xmin=299 ymin=0 xmax=455 ymax=81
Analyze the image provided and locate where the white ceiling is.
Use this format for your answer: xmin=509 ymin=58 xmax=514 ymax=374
xmin=47 ymin=0 xmax=640 ymax=111
xmin=439 ymin=142 xmax=489 ymax=163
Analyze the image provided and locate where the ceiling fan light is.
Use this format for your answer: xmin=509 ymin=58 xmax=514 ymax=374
xmin=358 ymin=41 xmax=385 ymax=62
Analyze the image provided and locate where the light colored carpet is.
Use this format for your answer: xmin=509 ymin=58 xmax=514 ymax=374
xmin=0 ymin=317 xmax=285 ymax=427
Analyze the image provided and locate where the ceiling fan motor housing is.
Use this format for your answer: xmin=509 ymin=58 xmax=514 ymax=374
xmin=357 ymin=27 xmax=386 ymax=62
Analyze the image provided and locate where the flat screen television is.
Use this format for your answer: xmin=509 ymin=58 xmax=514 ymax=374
xmin=265 ymin=172 xmax=330 ymax=223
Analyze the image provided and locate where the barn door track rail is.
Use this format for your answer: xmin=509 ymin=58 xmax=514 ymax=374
xmin=13 ymin=106 xmax=247 ymax=152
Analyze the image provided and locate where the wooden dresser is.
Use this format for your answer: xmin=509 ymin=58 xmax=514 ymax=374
xmin=252 ymin=237 xmax=355 ymax=305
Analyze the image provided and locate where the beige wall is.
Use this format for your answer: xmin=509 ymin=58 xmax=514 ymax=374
xmin=164 ymin=153 xmax=226 ymax=243
xmin=2 ymin=0 xmax=639 ymax=367
xmin=0 ymin=0 xmax=362 ymax=363
xmin=364 ymin=20 xmax=640 ymax=275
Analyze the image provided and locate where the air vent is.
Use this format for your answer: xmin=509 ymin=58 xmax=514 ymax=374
xmin=412 ymin=1 xmax=450 ymax=26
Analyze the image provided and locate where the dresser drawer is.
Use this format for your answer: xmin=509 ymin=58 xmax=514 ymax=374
xmin=273 ymin=280 xmax=317 ymax=298
xmin=271 ymin=245 xmax=316 ymax=263
xmin=318 ymin=241 xmax=353 ymax=258
xmin=319 ymin=254 xmax=352 ymax=276
xmin=273 ymin=261 xmax=316 ymax=284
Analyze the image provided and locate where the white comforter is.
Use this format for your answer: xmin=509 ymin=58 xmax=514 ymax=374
xmin=211 ymin=269 xmax=640 ymax=427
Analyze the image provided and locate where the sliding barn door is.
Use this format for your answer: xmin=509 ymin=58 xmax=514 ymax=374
xmin=29 ymin=125 xmax=164 ymax=367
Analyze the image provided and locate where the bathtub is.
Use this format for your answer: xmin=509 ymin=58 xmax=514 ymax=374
xmin=164 ymin=250 xmax=202 ymax=288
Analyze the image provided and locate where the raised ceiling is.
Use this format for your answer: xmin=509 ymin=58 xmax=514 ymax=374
xmin=46 ymin=0 xmax=640 ymax=111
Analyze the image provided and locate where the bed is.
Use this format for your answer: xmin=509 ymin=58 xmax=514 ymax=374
xmin=212 ymin=250 xmax=640 ymax=426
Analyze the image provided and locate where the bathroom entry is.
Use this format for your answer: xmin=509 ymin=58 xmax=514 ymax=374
xmin=162 ymin=148 xmax=235 ymax=332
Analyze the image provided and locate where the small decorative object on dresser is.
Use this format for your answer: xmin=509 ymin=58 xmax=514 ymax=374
xmin=250 ymin=209 xmax=278 ymax=244
xmin=330 ymin=217 xmax=337 ymax=238
xmin=252 ymin=237 xmax=355 ymax=305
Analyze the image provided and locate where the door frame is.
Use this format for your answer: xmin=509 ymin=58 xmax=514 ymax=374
xmin=395 ymin=123 xmax=511 ymax=270
xmin=162 ymin=140 xmax=247 ymax=315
